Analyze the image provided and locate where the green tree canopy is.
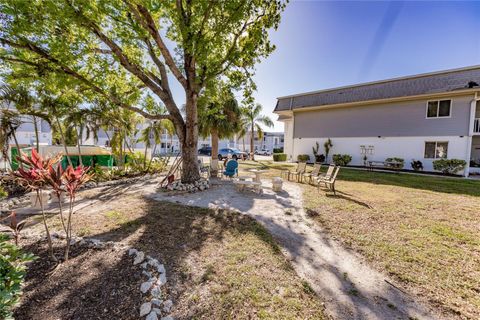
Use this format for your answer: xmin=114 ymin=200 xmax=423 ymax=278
xmin=0 ymin=0 xmax=286 ymax=181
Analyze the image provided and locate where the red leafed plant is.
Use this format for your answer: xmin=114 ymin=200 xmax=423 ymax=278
xmin=11 ymin=149 xmax=93 ymax=261
xmin=61 ymin=165 xmax=92 ymax=260
xmin=0 ymin=211 xmax=26 ymax=245
xmin=11 ymin=149 xmax=60 ymax=261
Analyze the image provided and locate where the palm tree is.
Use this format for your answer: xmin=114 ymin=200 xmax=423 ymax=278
xmin=139 ymin=120 xmax=164 ymax=170
xmin=0 ymin=85 xmax=27 ymax=169
xmin=241 ymin=103 xmax=274 ymax=160
xmin=198 ymin=89 xmax=241 ymax=165
xmin=0 ymin=109 xmax=22 ymax=169
xmin=163 ymin=119 xmax=175 ymax=154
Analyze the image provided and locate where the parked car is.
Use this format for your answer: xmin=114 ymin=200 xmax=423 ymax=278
xmin=198 ymin=146 xmax=212 ymax=156
xmin=255 ymin=148 xmax=271 ymax=156
xmin=218 ymin=148 xmax=247 ymax=160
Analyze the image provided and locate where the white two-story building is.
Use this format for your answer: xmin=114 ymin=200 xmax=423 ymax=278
xmin=275 ymin=65 xmax=480 ymax=176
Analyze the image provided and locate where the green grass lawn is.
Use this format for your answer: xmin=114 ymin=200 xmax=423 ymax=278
xmin=240 ymin=161 xmax=480 ymax=319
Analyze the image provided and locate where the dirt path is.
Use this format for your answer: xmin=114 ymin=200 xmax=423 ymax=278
xmin=145 ymin=178 xmax=440 ymax=320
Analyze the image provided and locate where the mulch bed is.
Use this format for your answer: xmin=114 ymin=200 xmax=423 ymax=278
xmin=14 ymin=239 xmax=143 ymax=320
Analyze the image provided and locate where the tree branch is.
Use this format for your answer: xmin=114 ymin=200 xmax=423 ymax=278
xmin=144 ymin=38 xmax=171 ymax=93
xmin=129 ymin=2 xmax=189 ymax=90
xmin=0 ymin=37 xmax=172 ymax=121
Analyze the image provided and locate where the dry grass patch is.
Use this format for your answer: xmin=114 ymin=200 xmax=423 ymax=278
xmin=300 ymin=169 xmax=480 ymax=320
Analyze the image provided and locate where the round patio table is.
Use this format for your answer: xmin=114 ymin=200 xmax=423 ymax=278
xmin=248 ymin=169 xmax=268 ymax=182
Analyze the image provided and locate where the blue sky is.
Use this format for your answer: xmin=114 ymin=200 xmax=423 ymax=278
xmin=253 ymin=0 xmax=480 ymax=131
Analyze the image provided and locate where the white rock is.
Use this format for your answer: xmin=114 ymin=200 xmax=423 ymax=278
xmin=161 ymin=317 xmax=173 ymax=320
xmin=90 ymin=239 xmax=101 ymax=245
xmin=162 ymin=299 xmax=173 ymax=313
xmin=157 ymin=264 xmax=166 ymax=274
xmin=141 ymin=262 xmax=148 ymax=269
xmin=148 ymin=257 xmax=160 ymax=267
xmin=142 ymin=270 xmax=152 ymax=278
xmin=151 ymin=298 xmax=162 ymax=306
xmin=128 ymin=248 xmax=138 ymax=256
xmin=140 ymin=281 xmax=153 ymax=293
xmin=152 ymin=307 xmax=162 ymax=315
xmin=133 ymin=251 xmax=145 ymax=265
xmin=151 ymin=285 xmax=161 ymax=298
xmin=140 ymin=302 xmax=152 ymax=317
xmin=146 ymin=311 xmax=158 ymax=320
xmin=157 ymin=273 xmax=167 ymax=286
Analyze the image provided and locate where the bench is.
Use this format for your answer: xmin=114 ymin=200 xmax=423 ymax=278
xmin=233 ymin=180 xmax=262 ymax=194
xmin=367 ymin=161 xmax=403 ymax=172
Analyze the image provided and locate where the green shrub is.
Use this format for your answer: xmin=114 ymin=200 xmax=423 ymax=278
xmin=297 ymin=154 xmax=310 ymax=162
xmin=410 ymin=160 xmax=423 ymax=171
xmin=385 ymin=157 xmax=405 ymax=169
xmin=0 ymin=185 xmax=7 ymax=199
xmin=433 ymin=159 xmax=466 ymax=174
xmin=273 ymin=153 xmax=287 ymax=162
xmin=332 ymin=154 xmax=352 ymax=166
xmin=273 ymin=148 xmax=283 ymax=153
xmin=0 ymin=234 xmax=35 ymax=319
xmin=89 ymin=164 xmax=111 ymax=182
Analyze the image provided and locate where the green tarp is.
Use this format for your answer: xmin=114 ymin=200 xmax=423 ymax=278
xmin=10 ymin=147 xmax=116 ymax=170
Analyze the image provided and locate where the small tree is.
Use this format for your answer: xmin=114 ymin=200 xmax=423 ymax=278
xmin=199 ymin=82 xmax=242 ymax=170
xmin=312 ymin=142 xmax=325 ymax=163
xmin=324 ymin=138 xmax=333 ymax=163
xmin=241 ymin=103 xmax=274 ymax=160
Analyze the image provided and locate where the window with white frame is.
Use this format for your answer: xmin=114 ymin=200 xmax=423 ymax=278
xmin=424 ymin=141 xmax=448 ymax=159
xmin=426 ymin=100 xmax=451 ymax=118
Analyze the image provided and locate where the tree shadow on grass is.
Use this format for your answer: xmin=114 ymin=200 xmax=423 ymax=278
xmin=324 ymin=191 xmax=373 ymax=209
xmin=14 ymin=197 xmax=280 ymax=320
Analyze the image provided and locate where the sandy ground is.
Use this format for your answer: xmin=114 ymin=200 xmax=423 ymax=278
xmin=144 ymin=178 xmax=441 ymax=320
xmin=16 ymin=176 xmax=439 ymax=320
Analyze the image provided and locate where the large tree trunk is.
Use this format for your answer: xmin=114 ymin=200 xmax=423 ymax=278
xmin=179 ymin=92 xmax=200 ymax=183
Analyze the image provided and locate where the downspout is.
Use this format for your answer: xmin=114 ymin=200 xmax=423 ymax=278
xmin=465 ymin=92 xmax=480 ymax=177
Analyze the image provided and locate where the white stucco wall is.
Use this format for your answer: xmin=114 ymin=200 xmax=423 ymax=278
xmin=291 ymin=136 xmax=470 ymax=174
xmin=283 ymin=119 xmax=294 ymax=161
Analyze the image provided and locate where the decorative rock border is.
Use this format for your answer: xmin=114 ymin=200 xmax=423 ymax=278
xmin=166 ymin=178 xmax=210 ymax=192
xmin=128 ymin=248 xmax=174 ymax=320
xmin=47 ymin=234 xmax=175 ymax=320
